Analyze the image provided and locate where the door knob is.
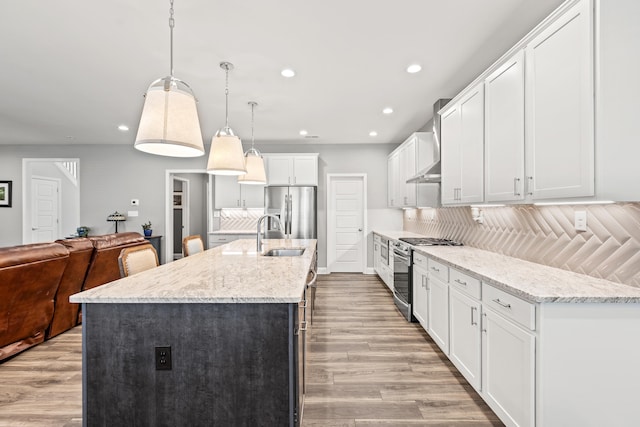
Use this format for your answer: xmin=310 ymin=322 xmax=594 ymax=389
xmin=31 ymin=228 xmax=38 ymax=230
xmin=358 ymin=228 xmax=362 ymax=232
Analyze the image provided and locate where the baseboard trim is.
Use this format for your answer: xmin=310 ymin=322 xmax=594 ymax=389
xmin=318 ymin=267 xmax=377 ymax=275
xmin=318 ymin=267 xmax=329 ymax=275
xmin=364 ymin=267 xmax=376 ymax=275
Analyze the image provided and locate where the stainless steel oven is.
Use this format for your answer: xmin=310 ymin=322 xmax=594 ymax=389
xmin=392 ymin=240 xmax=412 ymax=320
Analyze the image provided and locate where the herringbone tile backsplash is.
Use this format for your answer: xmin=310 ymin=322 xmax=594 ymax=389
xmin=403 ymin=203 xmax=640 ymax=288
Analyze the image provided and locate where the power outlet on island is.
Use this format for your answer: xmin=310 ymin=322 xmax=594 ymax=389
xmin=574 ymin=211 xmax=587 ymax=232
xmin=155 ymin=346 xmax=172 ymax=370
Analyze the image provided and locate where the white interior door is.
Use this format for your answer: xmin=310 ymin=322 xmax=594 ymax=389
xmin=328 ymin=175 xmax=365 ymax=273
xmin=31 ymin=177 xmax=60 ymax=242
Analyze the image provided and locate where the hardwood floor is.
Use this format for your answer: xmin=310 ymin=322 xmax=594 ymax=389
xmin=0 ymin=273 xmax=502 ymax=426
xmin=302 ymin=273 xmax=502 ymax=427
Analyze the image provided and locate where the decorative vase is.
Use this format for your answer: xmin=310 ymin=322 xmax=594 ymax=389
xmin=144 ymin=229 xmax=152 ymax=237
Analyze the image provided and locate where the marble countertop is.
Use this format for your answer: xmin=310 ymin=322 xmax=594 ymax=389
xmin=373 ymin=230 xmax=426 ymax=241
xmin=373 ymin=230 xmax=640 ymax=303
xmin=70 ymin=239 xmax=316 ymax=304
xmin=209 ymin=230 xmax=257 ymax=235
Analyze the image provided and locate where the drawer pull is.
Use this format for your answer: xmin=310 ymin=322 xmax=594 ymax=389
xmin=300 ymin=321 xmax=307 ymax=332
xmin=431 ymin=267 xmax=440 ymax=272
xmin=482 ymin=313 xmax=487 ymax=332
xmin=493 ymin=298 xmax=512 ymax=309
xmin=454 ymin=279 xmax=467 ymax=286
xmin=471 ymin=306 xmax=477 ymax=326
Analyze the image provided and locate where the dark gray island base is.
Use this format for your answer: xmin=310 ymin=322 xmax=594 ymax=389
xmin=82 ymin=301 xmax=304 ymax=427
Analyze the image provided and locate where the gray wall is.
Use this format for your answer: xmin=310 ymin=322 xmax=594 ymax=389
xmin=0 ymin=143 xmax=402 ymax=269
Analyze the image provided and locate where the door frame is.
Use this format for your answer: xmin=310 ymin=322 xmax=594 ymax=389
xmin=326 ymin=173 xmax=367 ymax=274
xmin=164 ymin=169 xmax=207 ymax=264
xmin=22 ymin=158 xmax=79 ymax=244
xmin=172 ymin=176 xmax=190 ymax=260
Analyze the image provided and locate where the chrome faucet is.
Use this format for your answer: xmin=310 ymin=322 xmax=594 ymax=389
xmin=257 ymin=214 xmax=284 ymax=253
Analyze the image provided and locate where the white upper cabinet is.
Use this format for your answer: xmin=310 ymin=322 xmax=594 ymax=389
xmin=525 ymin=0 xmax=594 ymax=200
xmin=264 ymin=154 xmax=319 ymax=186
xmin=485 ymin=50 xmax=526 ymax=202
xmin=441 ymin=83 xmax=484 ymax=205
xmin=214 ymin=175 xmax=264 ymax=209
xmin=387 ymin=132 xmax=435 ymax=208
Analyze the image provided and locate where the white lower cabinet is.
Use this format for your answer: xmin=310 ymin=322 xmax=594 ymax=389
xmin=412 ymin=253 xmax=429 ymax=329
xmin=427 ymin=275 xmax=449 ymax=355
xmin=482 ymin=306 xmax=535 ymax=427
xmin=208 ymin=233 xmax=256 ymax=249
xmin=449 ymin=288 xmax=482 ymax=391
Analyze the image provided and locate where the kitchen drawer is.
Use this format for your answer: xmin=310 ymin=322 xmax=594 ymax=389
xmin=413 ymin=251 xmax=428 ymax=269
xmin=209 ymin=234 xmax=238 ymax=244
xmin=427 ymin=258 xmax=449 ymax=283
xmin=483 ymin=284 xmax=536 ymax=331
xmin=450 ymin=268 xmax=481 ymax=300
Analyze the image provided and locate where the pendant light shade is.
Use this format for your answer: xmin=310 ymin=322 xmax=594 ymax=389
xmin=238 ymin=101 xmax=266 ymax=185
xmin=206 ymin=129 xmax=247 ymax=175
xmin=134 ymin=0 xmax=204 ymax=158
xmin=134 ymin=77 xmax=205 ymax=157
xmin=238 ymin=148 xmax=267 ymax=184
xmin=207 ymin=62 xmax=247 ymax=175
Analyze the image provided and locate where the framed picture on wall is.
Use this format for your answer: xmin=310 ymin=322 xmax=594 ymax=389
xmin=0 ymin=181 xmax=12 ymax=207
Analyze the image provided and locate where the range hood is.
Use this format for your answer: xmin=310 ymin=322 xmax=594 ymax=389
xmin=406 ymin=98 xmax=451 ymax=184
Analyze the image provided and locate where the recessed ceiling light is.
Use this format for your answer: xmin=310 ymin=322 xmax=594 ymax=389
xmin=369 ymin=131 xmax=378 ymax=137
xmin=406 ymin=64 xmax=422 ymax=74
xmin=281 ymin=68 xmax=296 ymax=78
xmin=299 ymin=130 xmax=308 ymax=136
xmin=118 ymin=125 xmax=130 ymax=131
xmin=382 ymin=107 xmax=393 ymax=115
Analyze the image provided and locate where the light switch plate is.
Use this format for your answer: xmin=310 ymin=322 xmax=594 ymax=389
xmin=574 ymin=211 xmax=587 ymax=232
xmin=128 ymin=210 xmax=139 ymax=217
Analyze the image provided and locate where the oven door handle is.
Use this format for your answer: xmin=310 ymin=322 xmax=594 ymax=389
xmin=393 ymin=251 xmax=410 ymax=264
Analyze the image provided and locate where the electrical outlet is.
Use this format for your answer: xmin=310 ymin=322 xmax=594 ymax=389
xmin=155 ymin=346 xmax=172 ymax=370
xmin=574 ymin=211 xmax=587 ymax=232
xmin=131 ymin=199 xmax=139 ymax=206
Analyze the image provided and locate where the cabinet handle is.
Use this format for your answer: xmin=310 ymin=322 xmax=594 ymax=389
xmin=300 ymin=320 xmax=307 ymax=332
xmin=431 ymin=266 xmax=440 ymax=272
xmin=422 ymin=276 xmax=426 ymax=288
xmin=404 ymin=196 xmax=407 ymax=205
xmin=527 ymin=176 xmax=534 ymax=196
xmin=471 ymin=306 xmax=477 ymax=326
xmin=454 ymin=278 xmax=467 ymax=286
xmin=513 ymin=178 xmax=521 ymax=196
xmin=458 ymin=188 xmax=461 ymax=201
xmin=493 ymin=298 xmax=512 ymax=309
xmin=242 ymin=200 xmax=246 ymax=207
xmin=237 ymin=199 xmax=240 ymax=207
xmin=482 ymin=313 xmax=487 ymax=332
xmin=293 ymin=177 xmax=297 ymax=185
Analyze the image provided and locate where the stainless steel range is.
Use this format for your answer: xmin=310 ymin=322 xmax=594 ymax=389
xmin=392 ymin=237 xmax=463 ymax=321
xmin=399 ymin=237 xmax=463 ymax=246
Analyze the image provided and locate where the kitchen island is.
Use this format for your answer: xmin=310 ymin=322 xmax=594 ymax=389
xmin=70 ymin=238 xmax=317 ymax=427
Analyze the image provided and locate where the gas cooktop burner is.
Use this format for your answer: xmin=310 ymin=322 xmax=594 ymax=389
xmin=399 ymin=237 xmax=463 ymax=246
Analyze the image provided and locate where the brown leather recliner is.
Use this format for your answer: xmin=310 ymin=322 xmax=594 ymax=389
xmin=82 ymin=232 xmax=148 ymax=291
xmin=0 ymin=242 xmax=69 ymax=361
xmin=47 ymin=238 xmax=94 ymax=339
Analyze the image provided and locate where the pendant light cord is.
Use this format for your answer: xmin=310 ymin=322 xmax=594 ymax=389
xmin=169 ymin=0 xmax=175 ymax=77
xmin=225 ymin=67 xmax=230 ymax=129
xmin=250 ymin=102 xmax=255 ymax=149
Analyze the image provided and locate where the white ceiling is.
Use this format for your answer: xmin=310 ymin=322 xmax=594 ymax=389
xmin=0 ymin=0 xmax=564 ymax=147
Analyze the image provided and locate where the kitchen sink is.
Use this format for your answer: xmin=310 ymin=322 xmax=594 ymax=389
xmin=262 ymin=247 xmax=306 ymax=257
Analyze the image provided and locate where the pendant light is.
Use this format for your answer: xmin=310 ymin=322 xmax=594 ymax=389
xmin=206 ymin=62 xmax=247 ymax=175
xmin=238 ymin=102 xmax=267 ymax=185
xmin=134 ymin=0 xmax=205 ymax=158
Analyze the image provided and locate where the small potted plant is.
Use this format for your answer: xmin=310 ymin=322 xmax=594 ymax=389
xmin=142 ymin=221 xmax=152 ymax=237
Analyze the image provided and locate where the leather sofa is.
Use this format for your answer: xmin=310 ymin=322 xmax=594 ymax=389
xmin=0 ymin=232 xmax=148 ymax=361
xmin=0 ymin=243 xmax=69 ymax=360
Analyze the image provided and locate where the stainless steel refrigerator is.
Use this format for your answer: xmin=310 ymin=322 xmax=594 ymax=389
xmin=264 ymin=186 xmax=317 ymax=239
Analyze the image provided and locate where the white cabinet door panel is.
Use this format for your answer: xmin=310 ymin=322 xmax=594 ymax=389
xmin=525 ymin=0 xmax=594 ymax=200
xmin=485 ymin=50 xmax=526 ymax=202
xmin=482 ymin=308 xmax=535 ymax=427
xmin=449 ymin=288 xmax=481 ymax=391
xmin=459 ymin=85 xmax=484 ymax=204
xmin=427 ymin=275 xmax=449 ymax=354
